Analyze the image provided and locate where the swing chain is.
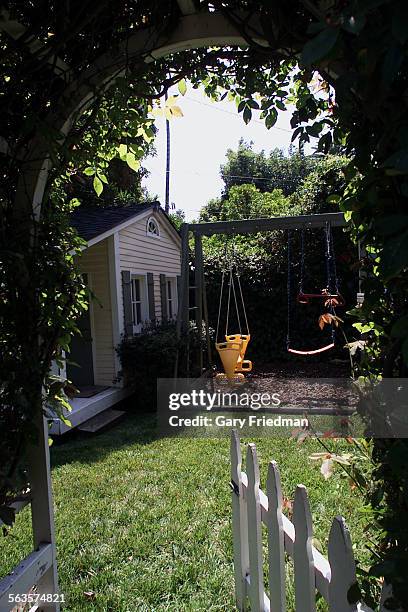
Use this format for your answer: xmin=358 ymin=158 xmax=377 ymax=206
xmin=299 ymin=226 xmax=305 ymax=294
xmin=325 ymin=222 xmax=336 ymax=343
xmin=324 ymin=222 xmax=339 ymax=294
xmin=325 ymin=222 xmax=332 ymax=292
xmin=216 ymin=267 xmax=226 ymax=343
xmin=236 ymin=272 xmax=249 ymax=336
xmin=330 ymin=226 xmax=340 ymax=293
xmin=288 ymin=224 xmax=341 ymax=352
xmin=287 ymin=229 xmax=292 ymax=349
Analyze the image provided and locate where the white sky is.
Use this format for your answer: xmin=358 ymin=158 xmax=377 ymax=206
xmin=142 ymin=85 xmax=298 ymax=221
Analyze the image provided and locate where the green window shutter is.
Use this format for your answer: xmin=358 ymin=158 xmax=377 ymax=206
xmin=121 ymin=270 xmax=133 ymax=336
xmin=176 ymin=275 xmax=181 ymax=319
xmin=147 ymin=272 xmax=156 ymax=322
xmin=160 ymin=274 xmax=167 ymax=321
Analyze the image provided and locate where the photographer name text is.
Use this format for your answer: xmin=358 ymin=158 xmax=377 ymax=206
xmin=168 ymin=415 xmax=309 ymax=429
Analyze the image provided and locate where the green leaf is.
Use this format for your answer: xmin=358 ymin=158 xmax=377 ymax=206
xmin=83 ymin=167 xmax=95 ymax=176
xmin=178 ymin=79 xmax=187 ymax=96
xmin=291 ymin=126 xmax=303 ymax=142
xmin=306 ymin=122 xmax=322 ymax=137
xmin=265 ymin=109 xmax=278 ymax=129
xmin=243 ymin=106 xmax=252 ymax=124
xmin=126 ymin=153 xmax=141 ymax=172
xmin=129 ymin=144 xmax=144 ymax=158
xmin=69 ymin=197 xmax=81 ymax=209
xmin=327 ymin=194 xmax=341 ymax=204
xmin=99 ymin=173 xmax=108 ymax=184
xmin=318 ymin=131 xmax=332 ymax=153
xmin=118 ymin=143 xmax=128 ymax=160
xmin=301 ymin=27 xmax=339 ymax=66
xmin=93 ymin=175 xmax=103 ymax=197
xmin=247 ymin=98 xmax=259 ymax=109
xmin=60 ymin=415 xmax=72 ymax=427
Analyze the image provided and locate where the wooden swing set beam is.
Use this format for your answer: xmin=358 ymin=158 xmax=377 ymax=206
xmin=187 ymin=212 xmax=346 ymax=236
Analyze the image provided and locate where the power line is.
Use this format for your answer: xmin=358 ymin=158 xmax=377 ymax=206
xmin=159 ymin=166 xmax=305 ymax=185
xmin=184 ymin=95 xmax=293 ymax=133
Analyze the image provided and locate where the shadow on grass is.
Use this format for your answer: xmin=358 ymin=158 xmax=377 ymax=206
xmin=50 ymin=406 xmax=160 ymax=470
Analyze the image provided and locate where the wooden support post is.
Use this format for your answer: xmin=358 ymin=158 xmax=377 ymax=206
xmin=180 ymin=223 xmax=190 ymax=334
xmin=27 ymin=410 xmax=59 ymax=611
xmin=175 ymin=223 xmax=190 ymax=378
xmin=202 ymin=268 xmax=213 ymax=372
xmin=195 ymin=234 xmax=203 ymax=375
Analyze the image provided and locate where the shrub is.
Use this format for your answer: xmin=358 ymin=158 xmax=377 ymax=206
xmin=117 ymin=320 xmax=210 ymax=409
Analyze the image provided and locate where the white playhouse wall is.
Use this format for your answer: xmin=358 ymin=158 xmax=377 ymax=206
xmin=118 ymin=211 xmax=181 ymax=322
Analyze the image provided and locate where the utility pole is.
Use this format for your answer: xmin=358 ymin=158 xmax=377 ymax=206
xmin=165 ymin=90 xmax=170 ymax=214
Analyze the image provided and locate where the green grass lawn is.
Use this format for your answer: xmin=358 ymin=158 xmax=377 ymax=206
xmin=0 ymin=414 xmax=370 ymax=611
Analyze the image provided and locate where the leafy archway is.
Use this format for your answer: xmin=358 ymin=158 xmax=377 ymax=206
xmin=1 ymin=1 xmax=408 ymax=607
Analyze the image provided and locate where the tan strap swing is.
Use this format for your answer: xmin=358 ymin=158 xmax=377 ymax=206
xmin=286 ymin=223 xmax=343 ymax=356
xmin=215 ymin=251 xmax=252 ymax=381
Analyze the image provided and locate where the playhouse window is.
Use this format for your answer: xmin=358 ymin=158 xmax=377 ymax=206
xmin=147 ymin=217 xmax=160 ymax=237
xmin=131 ymin=277 xmax=142 ymax=330
xmin=166 ymin=277 xmax=177 ymax=319
xmin=167 ymin=280 xmax=173 ymax=318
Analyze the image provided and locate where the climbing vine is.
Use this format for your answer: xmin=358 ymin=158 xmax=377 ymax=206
xmin=1 ymin=1 xmax=408 ymax=606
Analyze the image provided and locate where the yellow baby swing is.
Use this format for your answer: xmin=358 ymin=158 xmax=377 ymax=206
xmin=215 ymin=250 xmax=252 ymax=382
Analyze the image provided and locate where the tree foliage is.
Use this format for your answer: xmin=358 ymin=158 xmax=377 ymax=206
xmin=219 ymin=139 xmax=318 ymax=197
xmin=1 ymin=0 xmax=408 ymax=604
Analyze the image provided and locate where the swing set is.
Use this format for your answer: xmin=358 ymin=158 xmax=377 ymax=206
xmin=175 ymin=212 xmax=348 ymax=380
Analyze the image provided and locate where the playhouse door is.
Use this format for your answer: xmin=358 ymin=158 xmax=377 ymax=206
xmin=66 ymin=275 xmax=94 ymax=387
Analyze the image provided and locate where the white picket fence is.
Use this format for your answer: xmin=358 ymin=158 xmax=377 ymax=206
xmin=230 ymin=431 xmax=387 ymax=612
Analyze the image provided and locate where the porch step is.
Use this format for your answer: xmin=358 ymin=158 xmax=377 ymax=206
xmin=77 ymin=408 xmax=126 ymax=433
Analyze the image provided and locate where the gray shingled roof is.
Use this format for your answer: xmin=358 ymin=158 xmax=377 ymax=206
xmin=70 ymin=202 xmax=160 ymax=241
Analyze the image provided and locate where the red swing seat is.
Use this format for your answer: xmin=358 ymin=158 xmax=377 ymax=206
xmin=297 ymin=291 xmax=345 ymax=306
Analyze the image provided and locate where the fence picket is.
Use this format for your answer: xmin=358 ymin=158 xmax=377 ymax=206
xmin=246 ymin=443 xmax=264 ymax=611
xmin=293 ymin=485 xmax=316 ymax=612
xmin=230 ymin=430 xmax=249 ymax=610
xmin=266 ymin=461 xmax=286 ymax=612
xmin=328 ymin=516 xmax=358 ymax=611
xmin=231 ymin=437 xmax=379 ymax=612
